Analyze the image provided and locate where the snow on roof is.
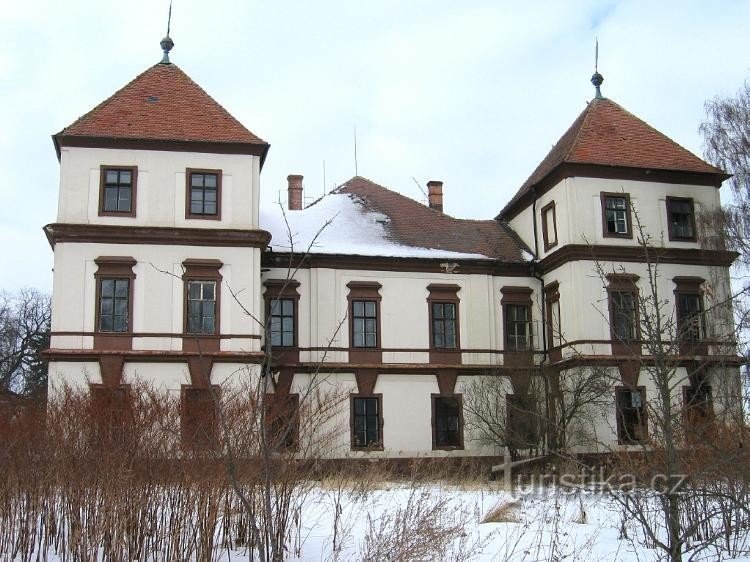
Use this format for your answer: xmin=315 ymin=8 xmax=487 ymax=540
xmin=259 ymin=191 xmax=493 ymax=260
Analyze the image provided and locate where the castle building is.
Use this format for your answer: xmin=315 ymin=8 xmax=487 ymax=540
xmin=45 ymin=38 xmax=741 ymax=458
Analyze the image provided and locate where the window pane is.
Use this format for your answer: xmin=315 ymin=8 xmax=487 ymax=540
xmin=114 ymin=279 xmax=129 ymax=297
xmin=120 ymin=170 xmax=131 ymax=184
xmin=445 ymin=304 xmax=455 ymax=319
xmin=270 ymin=300 xmax=281 ymax=315
xmin=104 ymin=187 xmax=118 ymax=211
xmin=365 ymin=301 xmax=376 ymax=317
xmin=113 ymin=315 xmax=127 ymax=332
xmin=282 ymin=317 xmax=293 ymax=332
xmin=203 ymin=282 xmax=215 ymax=300
xmin=353 ymin=318 xmax=364 ymax=335
xmin=365 ymin=333 xmax=376 ymax=347
xmin=100 ymin=298 xmax=113 ymax=316
xmin=204 ymin=201 xmax=217 ymax=215
xmin=189 ymin=282 xmax=201 ymax=299
xmin=354 ymin=398 xmax=365 ymax=415
xmin=432 ymin=303 xmax=443 ymax=319
xmin=191 ymin=174 xmax=204 ymax=187
xmin=201 ymin=301 xmax=215 ymax=319
xmin=118 ymin=189 xmax=131 ymax=212
xmin=353 ymin=332 xmax=364 ymax=347
xmin=101 ymin=279 xmax=115 ymax=297
xmin=282 ymin=332 xmax=294 ymax=347
xmin=204 ymin=189 xmax=217 ymax=202
xmin=100 ymin=315 xmax=113 ymax=331
xmin=282 ymin=299 xmax=294 ymax=315
xmin=365 ymin=318 xmax=376 ymax=334
xmin=114 ymin=298 xmax=128 ymax=317
xmin=204 ymin=174 xmax=217 ymax=188
xmin=203 ymin=317 xmax=215 ymax=333
xmin=353 ymin=301 xmax=364 ymax=317
xmin=191 ymin=201 xmax=203 ymax=214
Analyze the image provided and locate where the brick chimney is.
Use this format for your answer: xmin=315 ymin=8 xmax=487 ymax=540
xmin=287 ymin=174 xmax=303 ymax=210
xmin=427 ymin=180 xmax=443 ymax=212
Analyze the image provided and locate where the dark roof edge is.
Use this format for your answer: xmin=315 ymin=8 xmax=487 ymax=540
xmin=496 ymin=162 xmax=730 ymax=221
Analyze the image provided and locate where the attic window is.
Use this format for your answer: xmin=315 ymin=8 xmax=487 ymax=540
xmin=146 ymin=95 xmax=159 ymax=103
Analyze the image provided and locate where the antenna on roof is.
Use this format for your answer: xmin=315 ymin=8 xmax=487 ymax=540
xmin=411 ymin=177 xmax=428 ymax=203
xmin=353 ymin=126 xmax=359 ymax=176
xmin=160 ymin=0 xmax=175 ymax=64
xmin=591 ymin=37 xmax=604 ymax=99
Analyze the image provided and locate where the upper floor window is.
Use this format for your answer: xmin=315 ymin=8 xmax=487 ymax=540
xmin=99 ymin=166 xmax=137 ymax=217
xmin=541 ymin=201 xmax=557 ymax=250
xmin=505 ymin=304 xmax=532 ymax=350
xmin=666 ymin=197 xmax=696 ymax=241
xmin=187 ymin=280 xmax=217 ymax=334
xmin=431 ymin=303 xmax=457 ymax=348
xmin=98 ymin=278 xmax=130 ymax=332
xmin=352 ymin=300 xmax=378 ymax=347
xmin=269 ymin=299 xmax=295 ymax=347
xmin=610 ymin=290 xmax=638 ymax=342
xmin=186 ymin=169 xmax=222 ymax=220
xmin=601 ymin=193 xmax=632 ymax=238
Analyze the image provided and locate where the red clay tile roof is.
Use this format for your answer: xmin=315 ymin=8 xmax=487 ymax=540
xmin=498 ymin=97 xmax=725 ymax=219
xmin=55 ymin=62 xmax=267 ymax=148
xmin=337 ymin=176 xmax=531 ymax=262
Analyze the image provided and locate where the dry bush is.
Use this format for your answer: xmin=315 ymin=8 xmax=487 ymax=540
xmin=481 ymin=499 xmax=520 ymax=523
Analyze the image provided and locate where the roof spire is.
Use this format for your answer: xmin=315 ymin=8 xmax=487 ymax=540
xmin=160 ymin=0 xmax=174 ymax=64
xmin=591 ymin=37 xmax=604 ymax=99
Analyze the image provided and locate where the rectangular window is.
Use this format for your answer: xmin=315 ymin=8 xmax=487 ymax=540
xmin=611 ymin=290 xmax=637 ymax=342
xmin=98 ymin=278 xmax=130 ymax=332
xmin=506 ymin=394 xmax=540 ymax=450
xmin=186 ymin=169 xmax=221 ymax=219
xmin=100 ymin=167 xmax=136 ymax=216
xmin=431 ymin=302 xmax=457 ymax=349
xmin=181 ymin=387 xmax=218 ymax=450
xmin=616 ymin=387 xmax=647 ymax=443
xmin=684 ymin=384 xmax=713 ymax=428
xmin=352 ymin=396 xmax=381 ymax=448
xmin=601 ymin=193 xmax=631 ymax=237
xmin=187 ymin=280 xmax=217 ymax=334
xmin=352 ymin=300 xmax=378 ymax=348
xmin=269 ymin=298 xmax=295 ymax=347
xmin=676 ymin=293 xmax=703 ymax=341
xmin=505 ymin=304 xmax=531 ymax=350
xmin=541 ymin=201 xmax=557 ymax=250
xmin=433 ymin=396 xmax=462 ymax=448
xmin=667 ymin=198 xmax=696 ymax=240
xmin=266 ymin=394 xmax=299 ymax=450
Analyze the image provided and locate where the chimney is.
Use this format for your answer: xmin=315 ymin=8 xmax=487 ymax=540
xmin=287 ymin=174 xmax=303 ymax=210
xmin=427 ymin=180 xmax=443 ymax=212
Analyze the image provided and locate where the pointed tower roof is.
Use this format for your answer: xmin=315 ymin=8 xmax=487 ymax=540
xmin=53 ymin=63 xmax=269 ymax=164
xmin=497 ymin=96 xmax=728 ymax=220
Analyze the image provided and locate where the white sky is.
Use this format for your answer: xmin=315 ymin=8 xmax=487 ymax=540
xmin=1 ymin=0 xmax=748 ymax=292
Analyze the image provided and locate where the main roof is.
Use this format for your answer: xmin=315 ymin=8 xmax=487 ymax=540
xmin=54 ymin=62 xmax=268 ymax=160
xmin=498 ymin=96 xmax=727 ymax=220
xmin=260 ymin=176 xmax=531 ymax=262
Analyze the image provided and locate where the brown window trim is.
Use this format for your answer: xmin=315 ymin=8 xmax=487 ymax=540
xmin=541 ymin=200 xmax=558 ymax=251
xmin=89 ymin=383 xmax=133 ymax=447
xmin=182 ymin=259 xmax=223 ymax=351
xmin=600 ymin=192 xmax=633 ymax=239
xmin=180 ymin=384 xmax=221 ymax=451
xmin=615 ymin=385 xmax=648 ymax=445
xmin=431 ymin=393 xmax=464 ymax=450
xmin=265 ymin=392 xmax=300 ymax=451
xmin=673 ymin=276 xmax=706 ymax=351
xmin=501 ymin=286 xmax=533 ymax=360
xmin=347 ymin=281 xmax=382 ymax=363
xmin=94 ymin=256 xmax=137 ymax=351
xmin=606 ymin=274 xmax=641 ymax=354
xmin=427 ymin=283 xmax=461 ymax=365
xmin=185 ymin=168 xmax=222 ymax=220
xmin=349 ymin=393 xmax=384 ymax=451
xmin=544 ymin=281 xmax=561 ymax=361
xmin=666 ymin=197 xmax=697 ymax=242
xmin=264 ymin=279 xmax=301 ymax=363
xmin=99 ymin=165 xmax=138 ymax=217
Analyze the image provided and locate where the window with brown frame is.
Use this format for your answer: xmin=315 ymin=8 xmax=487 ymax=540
xmin=683 ymin=384 xmax=714 ymax=430
xmin=506 ymin=393 xmax=540 ymax=450
xmin=99 ymin=166 xmax=137 ymax=217
xmin=89 ymin=385 xmax=132 ymax=447
xmin=601 ymin=192 xmax=632 ymax=238
xmin=347 ymin=282 xmax=382 ymax=360
xmin=666 ymin=197 xmax=696 ymax=241
xmin=541 ymin=201 xmax=557 ymax=251
xmin=674 ymin=277 xmax=706 ymax=344
xmin=610 ymin=290 xmax=638 ymax=342
xmin=182 ymin=260 xmax=222 ymax=338
xmin=181 ymin=386 xmax=219 ymax=450
xmin=94 ymin=257 xmax=136 ymax=349
xmin=265 ymin=393 xmax=300 ymax=450
xmin=616 ymin=387 xmax=647 ymax=443
xmin=350 ymin=395 xmax=383 ymax=449
xmin=432 ymin=394 xmax=463 ymax=449
xmin=186 ymin=169 xmax=222 ymax=220
xmin=544 ymin=281 xmax=562 ymax=350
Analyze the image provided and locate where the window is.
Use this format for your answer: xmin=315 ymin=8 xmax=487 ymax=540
xmin=98 ymin=278 xmax=130 ymax=332
xmin=676 ymin=293 xmax=704 ymax=341
xmin=601 ymin=193 xmax=632 ymax=238
xmin=181 ymin=386 xmax=219 ymax=450
xmin=266 ymin=394 xmax=299 ymax=450
xmin=666 ymin=197 xmax=696 ymax=241
xmin=545 ymin=281 xmax=562 ymax=350
xmin=351 ymin=396 xmax=381 ymax=449
xmin=683 ymin=384 xmax=713 ymax=429
xmin=431 ymin=302 xmax=457 ymax=349
xmin=505 ymin=304 xmax=531 ymax=350
xmin=94 ymin=257 xmax=136 ymax=349
xmin=89 ymin=385 xmax=132 ymax=446
xmin=182 ymin=259 xmax=222 ymax=345
xmin=186 ymin=169 xmax=221 ymax=219
xmin=610 ymin=291 xmax=637 ymax=342
xmin=541 ymin=201 xmax=557 ymax=250
xmin=352 ymin=300 xmax=378 ymax=347
xmin=432 ymin=395 xmax=462 ymax=449
xmin=187 ymin=281 xmax=217 ymax=334
xmin=616 ymin=387 xmax=647 ymax=443
xmin=99 ymin=166 xmax=137 ymax=216
xmin=506 ymin=394 xmax=540 ymax=451
xmin=269 ymin=299 xmax=295 ymax=347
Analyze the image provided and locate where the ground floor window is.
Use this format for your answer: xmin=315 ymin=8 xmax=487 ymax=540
xmin=616 ymin=387 xmax=647 ymax=444
xmin=432 ymin=395 xmax=463 ymax=449
xmin=265 ymin=394 xmax=299 ymax=450
xmin=181 ymin=386 xmax=219 ymax=450
xmin=351 ymin=395 xmax=382 ymax=449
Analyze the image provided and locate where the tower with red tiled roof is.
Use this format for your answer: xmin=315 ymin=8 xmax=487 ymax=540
xmin=44 ymin=36 xmax=271 ymax=438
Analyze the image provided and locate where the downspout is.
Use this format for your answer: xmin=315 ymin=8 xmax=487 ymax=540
xmin=531 ymin=186 xmax=552 ymax=452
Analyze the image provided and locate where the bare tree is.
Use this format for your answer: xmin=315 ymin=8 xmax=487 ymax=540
xmin=0 ymin=288 xmax=50 ymax=396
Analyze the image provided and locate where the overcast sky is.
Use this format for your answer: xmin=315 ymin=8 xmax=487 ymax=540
xmin=1 ymin=0 xmax=748 ymax=292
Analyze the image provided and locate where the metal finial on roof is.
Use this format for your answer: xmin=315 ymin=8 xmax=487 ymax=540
xmin=160 ymin=0 xmax=174 ymax=64
xmin=590 ymin=38 xmax=604 ymax=99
